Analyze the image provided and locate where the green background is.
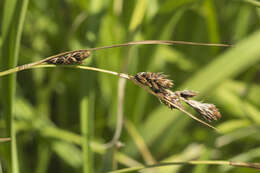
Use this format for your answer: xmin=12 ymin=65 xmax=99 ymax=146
xmin=0 ymin=0 xmax=260 ymax=173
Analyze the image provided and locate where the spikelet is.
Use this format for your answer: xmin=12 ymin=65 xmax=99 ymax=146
xmin=183 ymin=100 xmax=221 ymax=122
xmin=46 ymin=50 xmax=91 ymax=65
xmin=134 ymin=72 xmax=174 ymax=93
xmin=177 ymin=90 xmax=197 ymax=99
xmin=160 ymin=90 xmax=184 ymax=110
xmin=133 ymin=72 xmax=222 ymax=124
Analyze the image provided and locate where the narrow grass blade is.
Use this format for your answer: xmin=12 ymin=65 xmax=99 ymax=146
xmin=0 ymin=0 xmax=29 ymax=173
xmin=238 ymin=0 xmax=260 ymax=7
xmin=52 ymin=141 xmax=82 ymax=168
xmin=129 ymin=0 xmax=147 ymax=32
xmin=220 ymin=147 xmax=260 ymax=172
xmin=202 ymin=0 xmax=220 ymax=53
xmin=80 ymin=96 xmax=93 ymax=173
xmin=181 ymin=29 xmax=260 ymax=93
xmin=125 ymin=120 xmax=156 ymax=164
xmin=35 ymin=141 xmax=51 ymax=173
xmin=1 ymin=0 xmax=17 ymax=43
xmin=80 ymin=67 xmax=95 ymax=173
xmin=159 ymin=0 xmax=200 ymax=13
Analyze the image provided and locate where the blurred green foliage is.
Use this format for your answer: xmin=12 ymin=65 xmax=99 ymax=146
xmin=1 ymin=0 xmax=260 ymax=173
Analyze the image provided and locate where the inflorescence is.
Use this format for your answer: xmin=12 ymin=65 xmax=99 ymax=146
xmin=134 ymin=72 xmax=221 ymax=122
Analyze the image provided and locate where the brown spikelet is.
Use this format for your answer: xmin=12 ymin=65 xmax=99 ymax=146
xmin=46 ymin=50 xmax=91 ymax=65
xmin=133 ymin=71 xmax=221 ymax=129
xmin=160 ymin=90 xmax=184 ymax=110
xmin=134 ymin=72 xmax=174 ymax=93
xmin=183 ymin=100 xmax=222 ymax=122
xmin=176 ymin=90 xmax=197 ymax=99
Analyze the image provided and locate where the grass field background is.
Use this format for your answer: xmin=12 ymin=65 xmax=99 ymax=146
xmin=1 ymin=0 xmax=260 ymax=173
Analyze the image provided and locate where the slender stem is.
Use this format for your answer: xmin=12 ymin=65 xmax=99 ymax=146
xmin=88 ymin=40 xmax=232 ymax=51
xmin=0 ymin=138 xmax=11 ymax=142
xmin=0 ymin=63 xmax=217 ymax=130
xmin=108 ymin=160 xmax=260 ymax=173
xmin=0 ymin=40 xmax=232 ymax=78
xmin=104 ymin=78 xmax=126 ymax=148
xmin=0 ymin=64 xmax=130 ymax=79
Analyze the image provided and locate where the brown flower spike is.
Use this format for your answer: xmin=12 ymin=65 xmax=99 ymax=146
xmin=134 ymin=72 xmax=222 ymax=124
xmin=135 ymin=72 xmax=173 ymax=93
xmin=46 ymin=50 xmax=91 ymax=65
xmin=160 ymin=90 xmax=184 ymax=110
xmin=183 ymin=100 xmax=222 ymax=122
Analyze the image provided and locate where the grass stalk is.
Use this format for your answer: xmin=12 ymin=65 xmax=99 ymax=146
xmin=0 ymin=40 xmax=232 ymax=78
xmin=108 ymin=160 xmax=260 ymax=173
xmin=104 ymin=78 xmax=126 ymax=148
xmin=0 ymin=64 xmax=217 ymax=130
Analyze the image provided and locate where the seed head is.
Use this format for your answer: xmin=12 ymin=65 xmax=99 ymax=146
xmin=160 ymin=90 xmax=184 ymax=110
xmin=133 ymin=72 xmax=222 ymax=127
xmin=134 ymin=72 xmax=174 ymax=93
xmin=184 ymin=100 xmax=221 ymax=122
xmin=177 ymin=90 xmax=197 ymax=99
xmin=47 ymin=50 xmax=91 ymax=65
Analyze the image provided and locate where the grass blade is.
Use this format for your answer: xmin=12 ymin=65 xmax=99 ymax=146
xmin=80 ymin=97 xmax=93 ymax=173
xmin=1 ymin=0 xmax=17 ymax=44
xmin=129 ymin=0 xmax=147 ymax=32
xmin=181 ymin=29 xmax=260 ymax=92
xmin=0 ymin=0 xmax=29 ymax=172
xmin=238 ymin=0 xmax=260 ymax=7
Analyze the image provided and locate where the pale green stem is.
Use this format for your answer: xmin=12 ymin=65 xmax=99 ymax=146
xmin=108 ymin=160 xmax=260 ymax=173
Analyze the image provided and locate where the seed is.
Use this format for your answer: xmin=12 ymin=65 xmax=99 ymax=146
xmin=46 ymin=50 xmax=91 ymax=65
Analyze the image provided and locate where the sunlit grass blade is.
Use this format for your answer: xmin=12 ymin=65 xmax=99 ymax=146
xmin=202 ymin=0 xmax=220 ymax=53
xmin=220 ymin=147 xmax=260 ymax=172
xmin=216 ymin=125 xmax=257 ymax=147
xmin=238 ymin=0 xmax=260 ymax=7
xmin=52 ymin=141 xmax=82 ymax=168
xmin=0 ymin=162 xmax=3 ymax=173
xmin=158 ymin=144 xmax=204 ymax=173
xmin=125 ymin=120 xmax=156 ymax=164
xmin=80 ymin=67 xmax=96 ymax=173
xmin=129 ymin=0 xmax=147 ymax=32
xmin=192 ymin=148 xmax=212 ymax=173
xmin=35 ymin=142 xmax=51 ymax=173
xmin=80 ymin=96 xmax=93 ymax=173
xmin=159 ymin=0 xmax=200 ymax=13
xmin=181 ymin=29 xmax=260 ymax=92
xmin=1 ymin=0 xmax=17 ymax=44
